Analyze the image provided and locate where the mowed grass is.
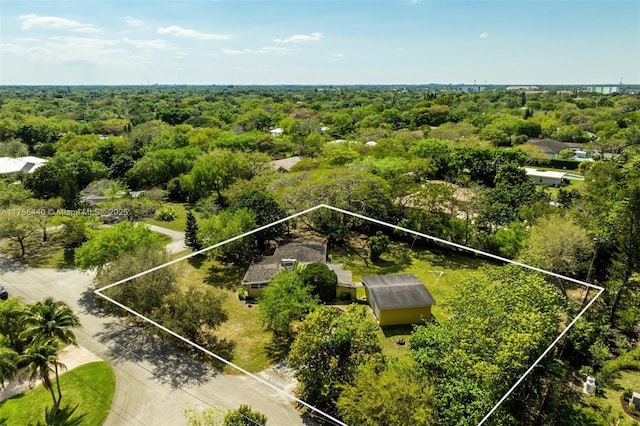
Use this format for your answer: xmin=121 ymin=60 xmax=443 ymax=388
xmin=0 ymin=231 xmax=76 ymax=269
xmin=143 ymin=202 xmax=190 ymax=232
xmin=0 ymin=361 xmax=116 ymax=426
xmin=331 ymin=241 xmax=487 ymax=359
xmin=583 ymin=370 xmax=640 ymax=425
xmin=331 ymin=241 xmax=487 ymax=321
xmin=175 ymin=254 xmax=273 ymax=374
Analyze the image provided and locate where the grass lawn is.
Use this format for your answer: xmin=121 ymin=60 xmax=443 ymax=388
xmin=583 ymin=370 xmax=640 ymax=425
xmin=8 ymin=230 xmax=172 ymax=269
xmin=331 ymin=242 xmax=486 ymax=321
xmin=0 ymin=361 xmax=116 ymax=426
xmin=174 ymin=254 xmax=273 ymax=374
xmin=0 ymin=231 xmax=76 ymax=269
xmin=143 ymin=202 xmax=190 ymax=232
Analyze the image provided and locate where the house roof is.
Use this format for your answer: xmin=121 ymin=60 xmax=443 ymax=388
xmin=326 ymin=263 xmax=355 ymax=286
xmin=524 ymin=139 xmax=583 ymax=154
xmin=525 ymin=168 xmax=567 ymax=180
xmin=271 ymin=156 xmax=302 ymax=172
xmin=242 ymin=239 xmax=327 ymax=284
xmin=362 ymin=274 xmax=436 ymax=310
xmin=0 ymin=156 xmax=47 ymax=175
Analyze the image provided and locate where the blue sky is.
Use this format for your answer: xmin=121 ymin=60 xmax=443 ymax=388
xmin=1 ymin=0 xmax=638 ymax=85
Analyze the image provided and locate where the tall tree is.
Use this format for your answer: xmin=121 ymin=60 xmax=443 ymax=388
xmin=184 ymin=211 xmax=201 ymax=251
xmin=410 ymin=266 xmax=565 ymax=425
xmin=21 ymin=339 xmax=65 ymax=409
xmin=74 ymin=221 xmax=163 ymax=270
xmin=0 ymin=346 xmax=18 ymax=390
xmin=288 ymin=305 xmax=381 ymax=413
xmin=21 ymin=298 xmax=81 ymax=347
xmin=181 ymin=149 xmax=250 ymax=202
xmin=337 ymin=358 xmax=435 ymax=426
xmin=259 ymin=270 xmax=319 ymax=344
xmin=299 ymin=262 xmax=338 ymax=303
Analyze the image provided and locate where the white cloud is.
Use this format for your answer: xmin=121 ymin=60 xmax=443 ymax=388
xmin=157 ymin=25 xmax=230 ymax=40
xmin=125 ymin=16 xmax=143 ymax=27
xmin=257 ymin=46 xmax=290 ymax=54
xmin=221 ymin=48 xmax=254 ymax=55
xmin=330 ymin=53 xmax=344 ymax=62
xmin=19 ymin=14 xmax=100 ymax=33
xmin=123 ymin=37 xmax=177 ymax=51
xmin=274 ymin=32 xmax=322 ymax=43
xmin=220 ymin=46 xmax=290 ymax=55
xmin=2 ymin=37 xmax=126 ymax=65
xmin=480 ymin=32 xmax=489 ymax=39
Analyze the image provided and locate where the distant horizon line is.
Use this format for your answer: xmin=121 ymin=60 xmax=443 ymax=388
xmin=1 ymin=83 xmax=638 ymax=88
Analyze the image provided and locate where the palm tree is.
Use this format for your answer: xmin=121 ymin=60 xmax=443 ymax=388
xmin=21 ymin=339 xmax=66 ymax=408
xmin=21 ymin=298 xmax=81 ymax=346
xmin=0 ymin=346 xmax=19 ymax=390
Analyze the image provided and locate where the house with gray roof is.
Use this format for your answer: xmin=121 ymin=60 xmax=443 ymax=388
xmin=362 ymin=274 xmax=436 ymax=326
xmin=241 ymin=239 xmax=327 ymax=298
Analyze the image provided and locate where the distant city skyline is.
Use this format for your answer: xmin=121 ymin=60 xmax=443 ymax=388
xmin=1 ymin=1 xmax=638 ymax=86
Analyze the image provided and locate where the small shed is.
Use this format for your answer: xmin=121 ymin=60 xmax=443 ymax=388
xmin=631 ymin=392 xmax=640 ymax=408
xmin=361 ymin=274 xmax=436 ymax=326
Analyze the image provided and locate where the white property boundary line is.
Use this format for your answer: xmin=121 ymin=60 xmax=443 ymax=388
xmin=94 ymin=204 xmax=605 ymax=426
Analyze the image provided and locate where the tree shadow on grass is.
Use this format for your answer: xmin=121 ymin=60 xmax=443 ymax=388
xmin=186 ymin=253 xmax=206 ymax=269
xmin=381 ymin=325 xmax=413 ymax=339
xmin=94 ymin=320 xmax=219 ymax=388
xmin=264 ymin=336 xmax=292 ymax=364
xmin=32 ymin=404 xmax=86 ymax=426
xmin=205 ymin=263 xmax=247 ymax=290
xmin=55 ymin=249 xmax=76 ymax=270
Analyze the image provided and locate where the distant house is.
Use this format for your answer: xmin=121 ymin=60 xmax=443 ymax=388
xmin=0 ymin=156 xmax=47 ymax=177
xmin=361 ymin=274 xmax=436 ymax=326
xmin=271 ymin=156 xmax=302 ymax=172
xmin=523 ymin=138 xmax=583 ymax=158
xmin=525 ymin=168 xmax=567 ymax=187
xmin=269 ymin=128 xmax=284 ymax=137
xmin=241 ymin=239 xmax=327 ymax=298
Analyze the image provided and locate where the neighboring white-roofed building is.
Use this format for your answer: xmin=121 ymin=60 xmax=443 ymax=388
xmin=525 ymin=168 xmax=567 ymax=187
xmin=0 ymin=156 xmax=47 ymax=176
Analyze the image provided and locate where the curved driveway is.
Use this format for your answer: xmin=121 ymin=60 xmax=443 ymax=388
xmin=0 ymin=250 xmax=307 ymax=425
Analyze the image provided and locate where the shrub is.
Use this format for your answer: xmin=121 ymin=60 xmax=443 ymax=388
xmin=154 ymin=206 xmax=176 ymax=221
xmin=624 ymin=388 xmax=634 ymax=400
xmin=238 ymin=287 xmax=247 ymax=300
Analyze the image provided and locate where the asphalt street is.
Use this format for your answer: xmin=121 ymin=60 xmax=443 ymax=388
xmin=0 ymin=252 xmax=309 ymax=426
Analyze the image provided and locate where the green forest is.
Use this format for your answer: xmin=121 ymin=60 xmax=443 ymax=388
xmin=1 ymin=85 xmax=639 ymax=425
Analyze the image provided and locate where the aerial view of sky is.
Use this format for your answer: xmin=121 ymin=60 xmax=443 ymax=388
xmin=1 ymin=0 xmax=638 ymax=85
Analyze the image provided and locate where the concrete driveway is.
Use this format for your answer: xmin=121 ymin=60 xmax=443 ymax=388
xmin=0 ymin=255 xmax=308 ymax=425
xmin=146 ymin=224 xmax=187 ymax=255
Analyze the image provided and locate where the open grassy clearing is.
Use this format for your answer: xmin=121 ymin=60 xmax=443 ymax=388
xmin=579 ymin=370 xmax=640 ymax=425
xmin=331 ymin=241 xmax=486 ymax=321
xmin=0 ymin=361 xmax=115 ymax=426
xmin=3 ymin=229 xmax=172 ymax=269
xmin=0 ymin=231 xmax=75 ymax=269
xmin=143 ymin=202 xmax=190 ymax=232
xmin=175 ymin=254 xmax=273 ymax=374
xmin=168 ymin=237 xmax=487 ymax=367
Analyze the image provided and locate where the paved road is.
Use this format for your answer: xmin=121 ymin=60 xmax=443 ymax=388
xmin=0 ymin=255 xmax=309 ymax=426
